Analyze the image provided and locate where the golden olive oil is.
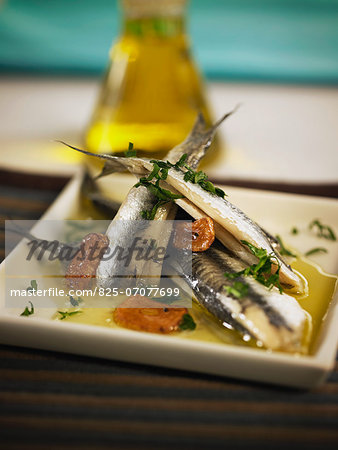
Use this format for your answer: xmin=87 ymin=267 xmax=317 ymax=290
xmin=60 ymin=256 xmax=337 ymax=355
xmin=62 ymin=184 xmax=337 ymax=354
xmin=291 ymin=257 xmax=337 ymax=353
xmin=85 ymin=2 xmax=220 ymax=162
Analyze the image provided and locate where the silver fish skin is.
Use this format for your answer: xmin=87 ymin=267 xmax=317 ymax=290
xmin=66 ymin=111 xmax=233 ymax=288
xmin=95 ymin=185 xmax=157 ymax=287
xmin=175 ymin=242 xmax=306 ymax=352
xmin=69 ymin=153 xmax=303 ymax=293
xmin=60 ymin=109 xmax=235 ymax=178
xmin=159 ymin=167 xmax=303 ymax=291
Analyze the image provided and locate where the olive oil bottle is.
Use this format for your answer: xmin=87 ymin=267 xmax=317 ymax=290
xmin=85 ymin=0 xmax=220 ymax=161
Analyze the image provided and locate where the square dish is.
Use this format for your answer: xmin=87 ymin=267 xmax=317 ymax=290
xmin=0 ymin=169 xmax=337 ymax=388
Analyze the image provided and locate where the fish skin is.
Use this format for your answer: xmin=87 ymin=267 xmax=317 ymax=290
xmin=176 ymin=241 xmax=306 ymax=352
xmin=69 ymin=152 xmax=303 ymax=292
xmin=157 ymin=167 xmax=303 ymax=292
xmin=59 ymin=109 xmax=236 ymax=177
xmin=62 ymin=111 xmax=235 ymax=289
xmin=95 ymin=185 xmax=157 ymax=287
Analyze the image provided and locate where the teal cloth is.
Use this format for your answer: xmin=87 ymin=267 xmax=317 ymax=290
xmin=0 ymin=0 xmax=337 ymax=83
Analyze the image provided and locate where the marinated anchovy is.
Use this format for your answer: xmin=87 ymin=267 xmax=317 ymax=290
xmin=175 ymin=242 xmax=306 ymax=352
xmin=155 ymin=166 xmax=303 ymax=292
xmin=63 ymin=112 xmax=234 ymax=288
xmin=67 ymin=151 xmax=303 ymax=292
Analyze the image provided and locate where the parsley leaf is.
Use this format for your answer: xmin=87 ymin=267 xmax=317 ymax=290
xmin=20 ymin=301 xmax=34 ymax=317
xmin=57 ymin=310 xmax=82 ymax=320
xmin=160 ymin=167 xmax=168 ymax=180
xmin=181 ymin=163 xmax=226 ymax=198
xmin=141 ymin=200 xmax=169 ymax=220
xmin=175 ymin=153 xmax=188 ymax=168
xmin=224 ymin=241 xmax=283 ymax=294
xmin=224 ymin=281 xmax=249 ymax=299
xmin=179 ymin=313 xmax=196 ymax=331
xmin=291 ymin=227 xmax=299 ymax=235
xmin=137 ymin=154 xmax=227 ymax=219
xmin=124 ymin=142 xmax=137 ymax=157
xmin=276 ymin=235 xmax=296 ymax=257
xmin=305 ymin=247 xmax=328 ymax=257
xmin=194 ymin=170 xmax=207 ymax=183
xmin=215 ymin=187 xmax=226 ymax=198
xmin=241 ymin=240 xmax=267 ymax=259
xmin=309 ymin=219 xmax=336 ymax=241
xmin=135 ymin=178 xmax=183 ymax=220
xmin=145 ymin=162 xmax=161 ymax=181
xmin=149 ymin=154 xmax=226 ymax=198
xmin=26 ymin=279 xmax=37 ymax=293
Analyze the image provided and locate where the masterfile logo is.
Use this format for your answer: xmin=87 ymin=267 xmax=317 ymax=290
xmin=5 ymin=219 xmax=192 ymax=309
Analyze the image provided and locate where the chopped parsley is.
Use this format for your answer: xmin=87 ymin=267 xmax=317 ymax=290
xmin=224 ymin=281 xmax=249 ymax=299
xmin=309 ymin=219 xmax=336 ymax=241
xmin=224 ymin=241 xmax=283 ymax=293
xmin=170 ymin=153 xmax=226 ymax=197
xmin=179 ymin=313 xmax=196 ymax=331
xmin=26 ymin=279 xmax=37 ymax=293
xmin=305 ymin=247 xmax=328 ymax=257
xmin=124 ymin=142 xmax=137 ymax=157
xmin=291 ymin=227 xmax=299 ymax=235
xmin=57 ymin=310 xmax=82 ymax=320
xmin=135 ymin=166 xmax=184 ymax=219
xmin=275 ymin=235 xmax=296 ymax=257
xmin=182 ymin=166 xmax=226 ymax=198
xmin=140 ymin=201 xmax=163 ymax=220
xmin=20 ymin=301 xmax=34 ymax=317
xmin=135 ymin=154 xmax=226 ymax=219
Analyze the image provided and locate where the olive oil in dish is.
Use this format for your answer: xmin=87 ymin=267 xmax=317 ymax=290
xmin=59 ymin=256 xmax=336 ymax=355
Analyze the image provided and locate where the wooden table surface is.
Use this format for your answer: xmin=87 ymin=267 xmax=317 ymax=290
xmin=0 ymin=169 xmax=337 ymax=450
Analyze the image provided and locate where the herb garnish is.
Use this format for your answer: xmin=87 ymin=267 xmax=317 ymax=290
xmin=309 ymin=219 xmax=336 ymax=241
xmin=124 ymin=142 xmax=137 ymax=157
xmin=179 ymin=313 xmax=196 ymax=331
xmin=276 ymin=235 xmax=296 ymax=257
xmin=305 ymin=247 xmax=328 ymax=257
xmin=224 ymin=281 xmax=249 ymax=299
xmin=134 ymin=154 xmax=226 ymax=219
xmin=20 ymin=301 xmax=34 ymax=317
xmin=27 ymin=279 xmax=37 ymax=293
xmin=134 ymin=159 xmax=184 ymax=219
xmin=162 ymin=153 xmax=226 ymax=197
xmin=135 ymin=178 xmax=184 ymax=220
xmin=181 ymin=165 xmax=226 ymax=198
xmin=291 ymin=227 xmax=299 ymax=235
xmin=224 ymin=241 xmax=283 ymax=293
xmin=57 ymin=310 xmax=82 ymax=320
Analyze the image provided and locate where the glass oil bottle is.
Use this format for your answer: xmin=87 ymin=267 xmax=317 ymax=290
xmin=85 ymin=0 xmax=221 ymax=165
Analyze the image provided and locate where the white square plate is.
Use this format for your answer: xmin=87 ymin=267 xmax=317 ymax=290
xmin=0 ymin=169 xmax=337 ymax=388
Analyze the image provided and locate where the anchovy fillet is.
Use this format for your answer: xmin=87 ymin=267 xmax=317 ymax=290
xmin=62 ymin=112 xmax=234 ymax=288
xmin=176 ymin=242 xmax=306 ymax=352
xmin=68 ymin=152 xmax=303 ymax=292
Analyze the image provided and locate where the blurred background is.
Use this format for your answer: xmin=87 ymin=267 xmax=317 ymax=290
xmin=1 ymin=0 xmax=337 ymax=81
xmin=0 ymin=0 xmax=337 ymax=189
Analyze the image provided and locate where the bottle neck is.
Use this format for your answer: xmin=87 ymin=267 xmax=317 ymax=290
xmin=121 ymin=0 xmax=187 ymax=38
xmin=124 ymin=16 xmax=185 ymax=38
